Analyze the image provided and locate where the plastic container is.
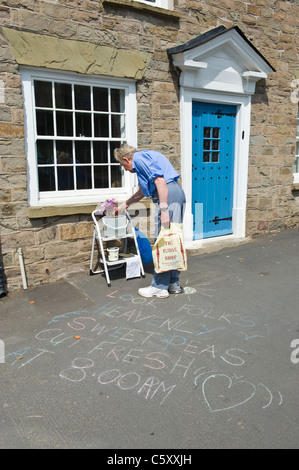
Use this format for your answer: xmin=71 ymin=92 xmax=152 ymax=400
xmin=107 ymin=247 xmax=119 ymax=261
xmin=135 ymin=228 xmax=153 ymax=264
xmin=102 ymin=215 xmax=127 ymax=237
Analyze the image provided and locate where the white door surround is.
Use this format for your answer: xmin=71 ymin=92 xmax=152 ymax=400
xmin=167 ymin=26 xmax=275 ymax=248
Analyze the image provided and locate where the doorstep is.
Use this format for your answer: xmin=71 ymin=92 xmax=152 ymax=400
xmin=186 ymin=236 xmax=253 ymax=256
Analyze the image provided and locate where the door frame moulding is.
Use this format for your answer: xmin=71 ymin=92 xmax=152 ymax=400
xmin=180 ymin=89 xmax=251 ymax=247
xmin=167 ymin=26 xmax=275 ymax=247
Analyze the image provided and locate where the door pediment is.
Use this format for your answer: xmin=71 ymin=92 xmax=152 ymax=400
xmin=168 ymin=26 xmax=275 ymax=95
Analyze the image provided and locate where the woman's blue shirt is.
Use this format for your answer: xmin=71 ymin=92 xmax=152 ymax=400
xmin=132 ymin=150 xmax=180 ymax=197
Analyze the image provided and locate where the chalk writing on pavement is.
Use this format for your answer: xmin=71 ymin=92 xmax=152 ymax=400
xmin=4 ymin=288 xmax=283 ymax=412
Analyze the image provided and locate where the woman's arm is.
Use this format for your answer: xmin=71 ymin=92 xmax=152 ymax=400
xmin=114 ymin=187 xmax=144 ymax=216
xmin=154 ymin=176 xmax=170 ymax=228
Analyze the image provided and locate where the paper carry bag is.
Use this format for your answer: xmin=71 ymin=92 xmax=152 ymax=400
xmin=152 ymin=223 xmax=187 ymax=273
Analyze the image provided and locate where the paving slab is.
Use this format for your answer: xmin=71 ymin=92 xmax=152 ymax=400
xmin=0 ymin=228 xmax=299 ymax=449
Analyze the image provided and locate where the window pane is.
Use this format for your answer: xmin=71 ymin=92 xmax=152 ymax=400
xmin=94 ymin=166 xmax=108 ymax=188
xmin=212 ymin=140 xmax=219 ymax=150
xmin=203 ymin=152 xmax=210 ymax=162
xmin=93 ymin=141 xmax=108 ymax=163
xmin=211 ymin=152 xmax=219 ymax=162
xmin=57 ymin=166 xmax=74 ymax=190
xmin=76 ymin=166 xmax=92 ymax=189
xmin=38 ymin=167 xmax=55 ymax=191
xmin=56 ymin=141 xmax=73 ymax=164
xmin=34 ymin=81 xmax=52 ymax=108
xmin=37 ymin=140 xmax=54 ymax=164
xmin=75 ymin=141 xmax=91 ymax=164
xmin=75 ymin=85 xmax=91 ymax=111
xmin=55 ymin=83 xmax=72 ymax=109
xmin=204 ymin=127 xmax=211 ymax=138
xmin=75 ymin=113 xmax=91 ymax=137
xmin=203 ymin=140 xmax=210 ymax=150
xmin=213 ymin=127 xmax=220 ymax=139
xmin=111 ymin=88 xmax=125 ymax=113
xmin=94 ymin=114 xmax=109 ymax=137
xmin=111 ymin=165 xmax=123 ymax=187
xmin=111 ymin=114 xmax=125 ymax=138
xmin=36 ymin=110 xmax=54 ymax=135
xmin=110 ymin=141 xmax=122 ymax=163
xmin=56 ymin=111 xmax=73 ymax=136
xmin=93 ymin=87 xmax=108 ymax=111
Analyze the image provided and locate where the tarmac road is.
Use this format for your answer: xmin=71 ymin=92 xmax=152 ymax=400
xmin=0 ymin=228 xmax=298 ymax=449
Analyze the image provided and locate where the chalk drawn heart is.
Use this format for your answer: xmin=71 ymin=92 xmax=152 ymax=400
xmin=202 ymin=374 xmax=256 ymax=412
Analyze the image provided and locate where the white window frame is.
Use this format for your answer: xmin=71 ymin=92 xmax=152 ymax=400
xmin=293 ymin=104 xmax=299 ymax=184
xmin=134 ymin=0 xmax=173 ymax=10
xmin=21 ymin=67 xmax=138 ymax=207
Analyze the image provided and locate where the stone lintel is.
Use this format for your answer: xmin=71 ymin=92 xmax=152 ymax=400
xmin=3 ymin=27 xmax=152 ymax=80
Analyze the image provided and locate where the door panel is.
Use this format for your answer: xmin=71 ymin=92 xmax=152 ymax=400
xmin=192 ymin=102 xmax=236 ymax=239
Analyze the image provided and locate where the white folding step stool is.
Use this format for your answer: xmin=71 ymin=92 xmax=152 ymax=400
xmin=89 ymin=210 xmax=145 ymax=287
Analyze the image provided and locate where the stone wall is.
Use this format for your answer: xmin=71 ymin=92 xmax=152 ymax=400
xmin=0 ymin=0 xmax=298 ymax=291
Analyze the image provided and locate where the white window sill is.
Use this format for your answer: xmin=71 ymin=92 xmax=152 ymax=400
xmin=103 ymin=0 xmax=180 ymax=18
xmin=27 ymin=199 xmax=151 ymax=219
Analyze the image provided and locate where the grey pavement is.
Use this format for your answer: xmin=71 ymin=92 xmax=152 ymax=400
xmin=0 ymin=228 xmax=299 ymax=449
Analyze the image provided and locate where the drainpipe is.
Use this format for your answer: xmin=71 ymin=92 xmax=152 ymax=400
xmin=17 ymin=247 xmax=28 ymax=290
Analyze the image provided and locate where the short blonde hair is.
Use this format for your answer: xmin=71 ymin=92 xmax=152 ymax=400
xmin=114 ymin=144 xmax=136 ymax=163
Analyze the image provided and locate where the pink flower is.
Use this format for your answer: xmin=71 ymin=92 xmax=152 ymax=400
xmin=95 ymin=198 xmax=116 ymax=216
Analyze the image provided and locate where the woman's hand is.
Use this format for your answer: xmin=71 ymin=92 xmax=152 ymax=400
xmin=160 ymin=209 xmax=170 ymax=229
xmin=113 ymin=188 xmax=144 ymax=217
xmin=113 ymin=202 xmax=127 ymax=217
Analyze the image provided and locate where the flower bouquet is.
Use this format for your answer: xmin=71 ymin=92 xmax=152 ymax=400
xmin=95 ymin=198 xmax=116 ymax=216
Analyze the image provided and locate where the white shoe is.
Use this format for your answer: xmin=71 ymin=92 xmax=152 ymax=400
xmin=168 ymin=282 xmax=183 ymax=294
xmin=138 ymin=286 xmax=169 ymax=298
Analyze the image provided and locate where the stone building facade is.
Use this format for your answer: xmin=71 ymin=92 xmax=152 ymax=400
xmin=0 ymin=0 xmax=298 ymax=292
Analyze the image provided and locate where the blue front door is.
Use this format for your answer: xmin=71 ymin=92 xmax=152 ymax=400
xmin=192 ymin=102 xmax=236 ymax=239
